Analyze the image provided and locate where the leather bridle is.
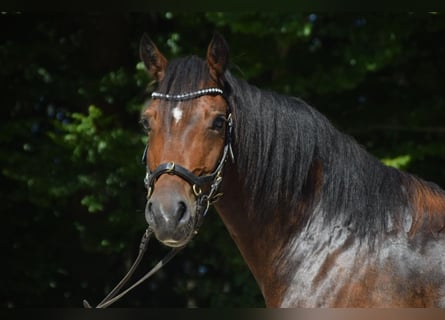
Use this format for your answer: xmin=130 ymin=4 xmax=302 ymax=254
xmin=83 ymin=87 xmax=234 ymax=308
xmin=143 ymin=87 xmax=234 ymax=233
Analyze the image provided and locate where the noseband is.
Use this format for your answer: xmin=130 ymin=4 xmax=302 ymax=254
xmin=142 ymin=87 xmax=234 ymax=233
xmin=82 ymin=87 xmax=234 ymax=308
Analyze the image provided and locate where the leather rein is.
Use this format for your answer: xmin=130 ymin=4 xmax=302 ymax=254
xmin=83 ymin=87 xmax=233 ymax=308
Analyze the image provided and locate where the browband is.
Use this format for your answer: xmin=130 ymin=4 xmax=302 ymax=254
xmin=151 ymin=88 xmax=223 ymax=101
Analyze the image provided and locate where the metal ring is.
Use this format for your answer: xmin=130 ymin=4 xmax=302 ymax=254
xmin=192 ymin=184 xmax=202 ymax=197
xmin=144 ymin=172 xmax=150 ymax=187
xmin=166 ymin=161 xmax=175 ymax=173
xmin=146 ymin=186 xmax=153 ymax=199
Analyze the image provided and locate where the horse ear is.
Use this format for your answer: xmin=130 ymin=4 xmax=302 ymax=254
xmin=139 ymin=33 xmax=168 ymax=82
xmin=206 ymin=32 xmax=229 ymax=81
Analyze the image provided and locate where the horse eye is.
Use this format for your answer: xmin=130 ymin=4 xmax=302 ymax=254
xmin=211 ymin=116 xmax=226 ymax=131
xmin=140 ymin=118 xmax=151 ymax=132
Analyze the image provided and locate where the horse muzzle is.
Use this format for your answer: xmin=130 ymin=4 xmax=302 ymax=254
xmin=144 ymin=176 xmax=198 ymax=247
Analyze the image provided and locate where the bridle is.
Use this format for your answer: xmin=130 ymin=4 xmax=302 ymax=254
xmin=83 ymin=87 xmax=234 ymax=308
xmin=143 ymin=87 xmax=234 ymax=233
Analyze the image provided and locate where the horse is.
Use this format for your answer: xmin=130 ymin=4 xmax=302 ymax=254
xmin=139 ymin=32 xmax=445 ymax=307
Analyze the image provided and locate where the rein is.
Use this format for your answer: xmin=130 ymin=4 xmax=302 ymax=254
xmin=83 ymin=228 xmax=181 ymax=308
xmin=82 ymin=87 xmax=233 ymax=308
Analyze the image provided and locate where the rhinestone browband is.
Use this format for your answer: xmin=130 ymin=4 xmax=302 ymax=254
xmin=151 ymin=88 xmax=223 ymax=101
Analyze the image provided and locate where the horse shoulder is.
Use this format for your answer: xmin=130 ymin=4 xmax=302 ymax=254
xmin=278 ymin=205 xmax=445 ymax=307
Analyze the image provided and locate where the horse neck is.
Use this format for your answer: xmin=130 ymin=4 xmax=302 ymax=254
xmin=215 ymin=162 xmax=445 ymax=306
xmin=215 ymin=81 xmax=445 ymax=305
xmin=214 ymin=163 xmax=292 ymax=306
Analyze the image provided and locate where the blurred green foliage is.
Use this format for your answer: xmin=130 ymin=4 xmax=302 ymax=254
xmin=1 ymin=13 xmax=445 ymax=307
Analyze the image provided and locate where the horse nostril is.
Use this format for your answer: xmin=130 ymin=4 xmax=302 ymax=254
xmin=145 ymin=200 xmax=156 ymax=227
xmin=146 ymin=197 xmax=189 ymax=228
xmin=177 ymin=201 xmax=188 ymax=223
xmin=148 ymin=201 xmax=153 ymax=213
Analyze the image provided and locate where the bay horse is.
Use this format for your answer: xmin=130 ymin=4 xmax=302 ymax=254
xmin=139 ymin=32 xmax=445 ymax=307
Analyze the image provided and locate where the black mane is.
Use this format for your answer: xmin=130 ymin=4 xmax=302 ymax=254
xmin=224 ymin=71 xmax=414 ymax=240
xmin=158 ymin=55 xmax=437 ymax=241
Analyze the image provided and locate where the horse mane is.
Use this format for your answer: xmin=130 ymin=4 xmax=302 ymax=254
xmin=224 ymin=71 xmax=445 ymax=241
xmin=157 ymin=54 xmax=445 ymax=242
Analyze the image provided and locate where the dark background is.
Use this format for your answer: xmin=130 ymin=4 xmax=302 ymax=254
xmin=2 ymin=13 xmax=445 ymax=307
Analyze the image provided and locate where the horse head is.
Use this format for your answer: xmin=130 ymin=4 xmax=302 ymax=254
xmin=139 ymin=33 xmax=233 ymax=248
